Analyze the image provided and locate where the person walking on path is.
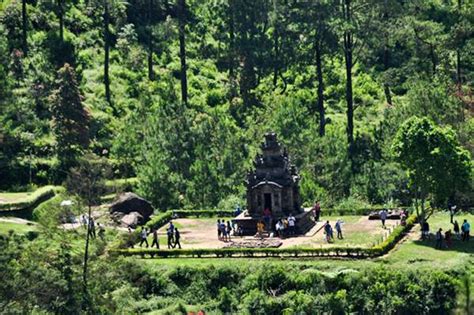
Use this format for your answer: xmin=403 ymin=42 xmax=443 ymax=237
xmin=324 ymin=221 xmax=333 ymax=242
xmin=445 ymin=230 xmax=452 ymax=248
xmin=174 ymin=228 xmax=182 ymax=249
xmin=435 ymin=228 xmax=443 ymax=249
xmin=422 ymin=221 xmax=430 ymax=240
xmin=453 ymin=221 xmax=460 ymax=239
xmin=220 ymin=220 xmax=227 ymax=242
xmin=139 ymin=227 xmax=149 ymax=248
xmin=167 ymin=227 xmax=174 ymax=249
xmin=217 ymin=219 xmax=222 ymax=240
xmin=97 ymin=223 xmax=105 ymax=241
xmin=379 ymin=209 xmax=388 ymax=229
xmin=335 ymin=219 xmax=344 ymax=239
xmin=226 ymin=221 xmax=232 ymax=241
xmin=88 ymin=217 xmax=96 ymax=239
xmin=287 ymin=214 xmax=296 ymax=236
xmin=462 ymin=219 xmax=470 ymax=241
xmin=151 ymin=228 xmax=159 ymax=249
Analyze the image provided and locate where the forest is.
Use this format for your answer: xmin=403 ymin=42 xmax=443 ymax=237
xmin=1 ymin=0 xmax=472 ymax=210
xmin=0 ymin=0 xmax=473 ymax=314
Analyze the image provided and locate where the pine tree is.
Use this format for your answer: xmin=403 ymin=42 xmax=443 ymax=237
xmin=50 ymin=63 xmax=90 ymax=176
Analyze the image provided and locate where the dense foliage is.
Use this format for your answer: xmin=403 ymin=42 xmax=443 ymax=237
xmin=0 ymin=232 xmax=462 ymax=314
xmin=0 ymin=0 xmax=472 ymax=210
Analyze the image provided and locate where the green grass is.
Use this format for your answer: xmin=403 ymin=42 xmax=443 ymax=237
xmin=0 ymin=221 xmax=37 ymax=235
xmin=0 ymin=192 xmax=33 ymax=202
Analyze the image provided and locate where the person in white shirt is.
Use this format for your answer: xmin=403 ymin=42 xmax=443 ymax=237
xmin=287 ymin=214 xmax=296 ymax=236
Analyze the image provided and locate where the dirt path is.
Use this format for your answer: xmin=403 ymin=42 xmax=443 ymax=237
xmin=157 ymin=217 xmax=400 ymax=249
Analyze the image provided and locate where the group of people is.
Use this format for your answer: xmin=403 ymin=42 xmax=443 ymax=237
xmin=428 ymin=219 xmax=470 ymax=249
xmin=138 ymin=221 xmax=181 ymax=249
xmin=80 ymin=214 xmax=105 ymax=241
xmin=255 ymin=213 xmax=297 ymax=239
xmin=217 ymin=219 xmax=233 ymax=241
xmin=323 ymin=219 xmax=344 ymax=242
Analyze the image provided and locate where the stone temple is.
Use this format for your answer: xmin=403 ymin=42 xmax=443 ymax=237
xmin=233 ymin=132 xmax=315 ymax=235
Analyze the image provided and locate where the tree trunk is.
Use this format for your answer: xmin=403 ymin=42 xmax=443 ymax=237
xmin=82 ymin=204 xmax=91 ymax=310
xmin=228 ymin=3 xmax=237 ymax=99
xmin=103 ymin=0 xmax=113 ymax=110
xmin=178 ymin=0 xmax=188 ymax=106
xmin=58 ymin=0 xmax=64 ymax=42
xmin=22 ymin=0 xmax=27 ymax=56
xmin=456 ymin=0 xmax=462 ymax=86
xmin=343 ymin=0 xmax=354 ymax=154
xmin=147 ymin=0 xmax=154 ymax=81
xmin=273 ymin=28 xmax=279 ymax=88
xmin=315 ymin=40 xmax=325 ymax=136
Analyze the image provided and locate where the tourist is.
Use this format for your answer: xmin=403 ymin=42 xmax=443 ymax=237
xmin=226 ymin=221 xmax=232 ymax=240
xmin=139 ymin=227 xmax=149 ymax=248
xmin=275 ymin=219 xmax=283 ymax=238
xmin=257 ymin=220 xmax=265 ymax=239
xmin=335 ymin=219 xmax=343 ymax=239
xmin=449 ymin=204 xmax=457 ymax=224
xmin=287 ymin=214 xmax=296 ymax=236
xmin=453 ymin=220 xmax=460 ymax=239
xmin=400 ymin=210 xmax=407 ymax=226
xmin=435 ymin=228 xmax=443 ymax=249
xmin=237 ymin=224 xmax=243 ymax=236
xmin=234 ymin=204 xmax=242 ymax=216
xmin=220 ymin=220 xmax=227 ymax=241
xmin=217 ymin=219 xmax=222 ymax=240
xmin=422 ymin=221 xmax=430 ymax=240
xmin=445 ymin=230 xmax=452 ymax=249
xmin=88 ymin=217 xmax=96 ymax=239
xmin=461 ymin=219 xmax=470 ymax=242
xmin=151 ymin=228 xmax=159 ymax=249
xmin=324 ymin=221 xmax=333 ymax=242
xmin=97 ymin=223 xmax=105 ymax=241
xmin=174 ymin=228 xmax=182 ymax=249
xmin=167 ymin=226 xmax=174 ymax=249
xmin=263 ymin=208 xmax=272 ymax=231
xmin=379 ymin=209 xmax=388 ymax=229
xmin=168 ymin=221 xmax=175 ymax=234
xmin=313 ymin=201 xmax=321 ymax=222
xmin=81 ymin=214 xmax=88 ymax=229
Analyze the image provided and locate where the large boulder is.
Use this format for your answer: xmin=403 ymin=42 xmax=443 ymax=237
xmin=120 ymin=211 xmax=144 ymax=228
xmin=109 ymin=192 xmax=154 ymax=220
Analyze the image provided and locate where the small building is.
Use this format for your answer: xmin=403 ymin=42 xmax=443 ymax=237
xmin=234 ymin=132 xmax=314 ymax=235
xmin=246 ymin=132 xmax=302 ymax=218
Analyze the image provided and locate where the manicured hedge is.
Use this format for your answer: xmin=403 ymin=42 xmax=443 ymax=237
xmin=0 ymin=186 xmax=63 ymax=211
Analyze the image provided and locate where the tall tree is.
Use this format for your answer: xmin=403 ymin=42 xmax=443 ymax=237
xmin=147 ymin=0 xmax=154 ymax=81
xmin=392 ymin=117 xmax=471 ymax=226
xmin=342 ymin=0 xmax=355 ymax=152
xmin=21 ymin=0 xmax=27 ymax=55
xmin=66 ymin=154 xmax=108 ymax=312
xmin=178 ymin=0 xmax=188 ymax=105
xmin=103 ymin=0 xmax=112 ymax=109
xmin=50 ymin=64 xmax=90 ymax=175
xmin=301 ymin=1 xmax=336 ymax=136
xmin=58 ymin=0 xmax=64 ymax=42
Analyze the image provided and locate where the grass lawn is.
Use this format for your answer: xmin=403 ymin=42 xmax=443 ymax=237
xmin=0 ymin=220 xmax=37 ymax=235
xmin=0 ymin=192 xmax=33 ymax=203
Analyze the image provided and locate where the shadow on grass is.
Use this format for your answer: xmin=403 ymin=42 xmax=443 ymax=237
xmin=412 ymin=238 xmax=474 ymax=254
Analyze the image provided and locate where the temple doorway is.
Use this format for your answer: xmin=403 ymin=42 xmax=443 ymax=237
xmin=264 ymin=193 xmax=272 ymax=211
